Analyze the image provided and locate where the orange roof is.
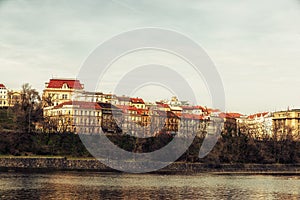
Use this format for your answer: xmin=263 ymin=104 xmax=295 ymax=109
xmin=181 ymin=105 xmax=206 ymax=111
xmin=47 ymin=79 xmax=83 ymax=89
xmin=130 ymin=97 xmax=145 ymax=104
xmin=0 ymin=84 xmax=6 ymax=88
xmin=54 ymin=101 xmax=101 ymax=110
xmin=116 ymin=105 xmax=138 ymax=113
xmin=219 ymin=112 xmax=243 ymax=119
xmin=247 ymin=112 xmax=269 ymax=119
xmin=206 ymin=108 xmax=220 ymax=114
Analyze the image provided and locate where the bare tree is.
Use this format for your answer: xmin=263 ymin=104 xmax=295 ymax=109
xmin=12 ymin=83 xmax=41 ymax=132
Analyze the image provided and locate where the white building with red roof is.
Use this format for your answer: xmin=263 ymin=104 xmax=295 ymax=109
xmin=43 ymin=100 xmax=102 ymax=133
xmin=0 ymin=83 xmax=8 ymax=107
xmin=237 ymin=112 xmax=273 ymax=139
xmin=130 ymin=97 xmax=146 ymax=109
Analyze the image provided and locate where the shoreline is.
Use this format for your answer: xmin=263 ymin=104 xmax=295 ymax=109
xmin=0 ymin=157 xmax=299 ymax=175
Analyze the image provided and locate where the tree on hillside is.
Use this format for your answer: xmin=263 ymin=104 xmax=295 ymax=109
xmin=12 ymin=83 xmax=42 ymax=132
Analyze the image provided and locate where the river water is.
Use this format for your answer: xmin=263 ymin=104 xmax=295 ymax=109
xmin=0 ymin=172 xmax=299 ymax=199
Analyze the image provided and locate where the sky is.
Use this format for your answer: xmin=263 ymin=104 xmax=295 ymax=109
xmin=0 ymin=0 xmax=299 ymax=114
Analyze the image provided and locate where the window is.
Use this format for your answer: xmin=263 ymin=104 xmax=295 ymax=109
xmin=62 ymin=94 xmax=68 ymax=99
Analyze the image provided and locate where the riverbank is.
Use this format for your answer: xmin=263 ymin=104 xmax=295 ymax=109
xmin=0 ymin=157 xmax=299 ymax=174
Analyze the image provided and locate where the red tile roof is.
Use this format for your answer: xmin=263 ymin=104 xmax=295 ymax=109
xmin=0 ymin=84 xmax=6 ymax=88
xmin=219 ymin=112 xmax=243 ymax=119
xmin=206 ymin=108 xmax=221 ymax=114
xmin=247 ymin=112 xmax=269 ymax=119
xmin=116 ymin=105 xmax=138 ymax=113
xmin=181 ymin=105 xmax=206 ymax=111
xmin=156 ymin=103 xmax=170 ymax=108
xmin=130 ymin=98 xmax=145 ymax=104
xmin=47 ymin=79 xmax=83 ymax=89
xmin=54 ymin=101 xmax=101 ymax=110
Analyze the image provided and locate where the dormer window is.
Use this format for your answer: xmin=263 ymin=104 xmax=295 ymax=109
xmin=62 ymin=83 xmax=69 ymax=89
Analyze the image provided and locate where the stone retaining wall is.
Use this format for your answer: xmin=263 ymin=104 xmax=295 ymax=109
xmin=0 ymin=157 xmax=299 ymax=174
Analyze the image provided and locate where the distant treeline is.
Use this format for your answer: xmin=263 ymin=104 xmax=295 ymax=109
xmin=0 ymin=130 xmax=299 ymax=164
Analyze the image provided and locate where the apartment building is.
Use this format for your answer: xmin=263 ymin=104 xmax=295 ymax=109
xmin=0 ymin=84 xmax=8 ymax=108
xmin=273 ymin=109 xmax=300 ymax=138
xmin=43 ymin=101 xmax=102 ymax=133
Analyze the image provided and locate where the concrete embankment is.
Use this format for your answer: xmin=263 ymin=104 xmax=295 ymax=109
xmin=0 ymin=157 xmax=299 ymax=174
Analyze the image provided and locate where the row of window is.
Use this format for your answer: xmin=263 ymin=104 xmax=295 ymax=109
xmin=48 ymin=93 xmax=69 ymax=100
xmin=74 ymin=117 xmax=101 ymax=125
xmin=276 ymin=113 xmax=300 ymax=118
xmin=50 ymin=110 xmax=101 ymax=116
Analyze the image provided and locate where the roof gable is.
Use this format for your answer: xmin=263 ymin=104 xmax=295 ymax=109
xmin=130 ymin=98 xmax=145 ymax=104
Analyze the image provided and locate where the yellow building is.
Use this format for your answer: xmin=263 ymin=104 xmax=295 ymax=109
xmin=7 ymin=90 xmax=21 ymax=107
xmin=273 ymin=109 xmax=300 ymax=139
xmin=43 ymin=78 xmax=84 ymax=107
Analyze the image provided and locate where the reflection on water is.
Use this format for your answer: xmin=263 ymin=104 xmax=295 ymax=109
xmin=0 ymin=172 xmax=299 ymax=199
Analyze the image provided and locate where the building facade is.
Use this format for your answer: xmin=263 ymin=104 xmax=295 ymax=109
xmin=43 ymin=101 xmax=102 ymax=134
xmin=0 ymin=84 xmax=8 ymax=108
xmin=273 ymin=109 xmax=300 ymax=139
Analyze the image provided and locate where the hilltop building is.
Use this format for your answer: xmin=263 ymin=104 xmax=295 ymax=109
xmin=0 ymin=84 xmax=8 ymax=108
xmin=0 ymin=84 xmax=21 ymax=108
xmin=273 ymin=109 xmax=300 ymax=139
xmin=235 ymin=112 xmax=273 ymax=139
xmin=43 ymin=101 xmax=102 ymax=133
xmin=42 ymin=78 xmax=84 ymax=107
